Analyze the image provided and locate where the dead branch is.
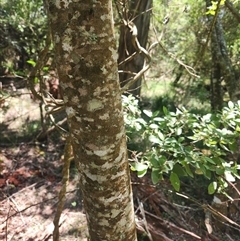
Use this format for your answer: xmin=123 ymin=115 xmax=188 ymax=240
xmin=145 ymin=211 xmax=202 ymax=240
xmin=120 ymin=20 xmax=151 ymax=93
xmin=53 ymin=136 xmax=72 ymax=241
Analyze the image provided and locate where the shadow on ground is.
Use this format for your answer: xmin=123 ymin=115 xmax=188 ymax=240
xmin=0 ymin=142 xmax=89 ymax=241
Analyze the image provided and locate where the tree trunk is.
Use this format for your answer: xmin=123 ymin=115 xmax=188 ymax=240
xmin=207 ymin=0 xmax=240 ymax=110
xmin=45 ymin=1 xmax=137 ymax=241
xmin=118 ymin=0 xmax=152 ymax=96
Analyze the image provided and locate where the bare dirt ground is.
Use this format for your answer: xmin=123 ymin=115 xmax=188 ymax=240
xmin=0 ymin=141 xmax=88 ymax=241
xmin=0 ymin=84 xmax=88 ymax=241
xmin=1 ymin=80 xmax=240 ymax=241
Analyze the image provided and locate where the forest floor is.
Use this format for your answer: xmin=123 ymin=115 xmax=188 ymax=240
xmin=1 ymin=79 xmax=240 ymax=241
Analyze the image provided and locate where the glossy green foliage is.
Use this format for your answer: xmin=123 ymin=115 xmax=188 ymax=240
xmin=123 ymin=95 xmax=240 ymax=194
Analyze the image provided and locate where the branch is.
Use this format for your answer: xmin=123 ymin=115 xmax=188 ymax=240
xmin=120 ymin=20 xmax=151 ymax=93
xmin=152 ymin=26 xmax=199 ymax=79
xmin=194 ymin=0 xmax=222 ymax=67
xmin=225 ymin=0 xmax=240 ymax=23
xmin=28 ymin=26 xmax=52 ymax=101
xmin=53 ymin=136 xmax=72 ymax=241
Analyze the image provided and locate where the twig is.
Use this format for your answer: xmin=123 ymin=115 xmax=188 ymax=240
xmin=194 ymin=0 xmax=222 ymax=67
xmin=225 ymin=0 xmax=240 ymax=23
xmin=206 ymin=204 xmax=240 ymax=230
xmin=28 ymin=25 xmax=52 ymax=101
xmin=8 ymin=196 xmax=25 ymax=225
xmin=5 ymin=202 xmax=11 ymax=241
xmin=53 ymin=136 xmax=72 ymax=241
xmin=152 ymin=26 xmax=200 ymax=79
xmin=145 ymin=210 xmax=202 ymax=240
xmin=176 ymin=191 xmax=240 ymax=232
xmin=138 ymin=199 xmax=153 ymax=241
xmin=120 ymin=20 xmax=151 ymax=93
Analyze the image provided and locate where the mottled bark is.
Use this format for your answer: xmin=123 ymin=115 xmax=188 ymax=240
xmin=45 ymin=1 xmax=137 ymax=241
xmin=118 ymin=0 xmax=152 ymax=96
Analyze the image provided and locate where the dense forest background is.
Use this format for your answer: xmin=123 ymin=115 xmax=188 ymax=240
xmin=1 ymin=0 xmax=240 ymax=240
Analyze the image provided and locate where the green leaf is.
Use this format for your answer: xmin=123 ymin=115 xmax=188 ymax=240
xmin=42 ymin=66 xmax=49 ymax=71
xmin=172 ymin=164 xmax=187 ymax=177
xmin=208 ymin=182 xmax=217 ymax=194
xmin=157 ymin=131 xmax=165 ymax=140
xmin=170 ymin=172 xmax=180 ymax=191
xmin=205 ymin=169 xmax=212 ymax=180
xmin=149 ymin=135 xmax=162 ymax=144
xmin=175 ymin=128 xmax=182 ymax=136
xmin=178 ymin=137 xmax=185 ymax=143
xmin=228 ymin=101 xmax=234 ymax=109
xmin=204 ymin=157 xmax=216 ymax=165
xmin=137 ymin=168 xmax=148 ymax=177
xmin=150 ymin=156 xmax=160 ymax=167
xmin=151 ymin=169 xmax=161 ymax=184
xmin=143 ymin=109 xmax=152 ymax=117
xmin=195 ymin=168 xmax=203 ymax=175
xmin=224 ymin=171 xmax=235 ymax=182
xmin=27 ymin=59 xmax=36 ymax=67
xmin=184 ymin=163 xmax=194 ymax=177
xmin=71 ymin=201 xmax=77 ymax=207
xmin=131 ymin=162 xmax=148 ymax=172
xmin=216 ymin=168 xmax=224 ymax=175
xmin=163 ymin=106 xmax=169 ymax=115
xmin=149 ymin=123 xmax=159 ymax=129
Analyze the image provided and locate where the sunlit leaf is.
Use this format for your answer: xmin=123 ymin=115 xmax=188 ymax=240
xmin=224 ymin=171 xmax=235 ymax=182
xmin=208 ymin=182 xmax=217 ymax=194
xmin=137 ymin=168 xmax=148 ymax=178
xmin=71 ymin=201 xmax=77 ymax=207
xmin=143 ymin=109 xmax=152 ymax=117
xmin=149 ymin=135 xmax=162 ymax=144
xmin=27 ymin=59 xmax=36 ymax=67
xmin=228 ymin=101 xmax=234 ymax=109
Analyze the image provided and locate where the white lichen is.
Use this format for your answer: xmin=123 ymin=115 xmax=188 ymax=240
xmin=71 ymin=95 xmax=79 ymax=104
xmin=55 ymin=0 xmax=72 ymax=9
xmin=109 ymin=47 xmax=118 ymax=62
xmin=99 ymin=113 xmax=109 ymax=120
xmin=62 ymin=42 xmax=72 ymax=53
xmin=73 ymin=129 xmax=80 ymax=135
xmin=65 ymin=106 xmax=75 ymax=118
xmin=82 ymin=117 xmax=94 ymax=122
xmin=54 ymin=34 xmax=60 ymax=43
xmin=78 ymin=88 xmax=87 ymax=96
xmin=87 ymin=99 xmax=104 ymax=112
xmin=100 ymin=65 xmax=107 ymax=75
xmin=100 ymin=14 xmax=108 ymax=21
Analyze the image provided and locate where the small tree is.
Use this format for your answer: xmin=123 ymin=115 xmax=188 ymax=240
xmin=45 ymin=1 xmax=137 ymax=240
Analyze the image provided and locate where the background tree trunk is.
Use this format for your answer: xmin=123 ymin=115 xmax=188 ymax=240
xmin=206 ymin=0 xmax=240 ymax=110
xmin=45 ymin=1 xmax=137 ymax=240
xmin=118 ymin=0 xmax=152 ymax=96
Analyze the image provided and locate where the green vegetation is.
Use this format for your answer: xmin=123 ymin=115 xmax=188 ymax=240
xmin=124 ymin=95 xmax=240 ymax=196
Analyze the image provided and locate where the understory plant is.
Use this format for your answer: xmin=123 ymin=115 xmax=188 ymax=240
xmin=122 ymin=95 xmax=240 ymax=195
